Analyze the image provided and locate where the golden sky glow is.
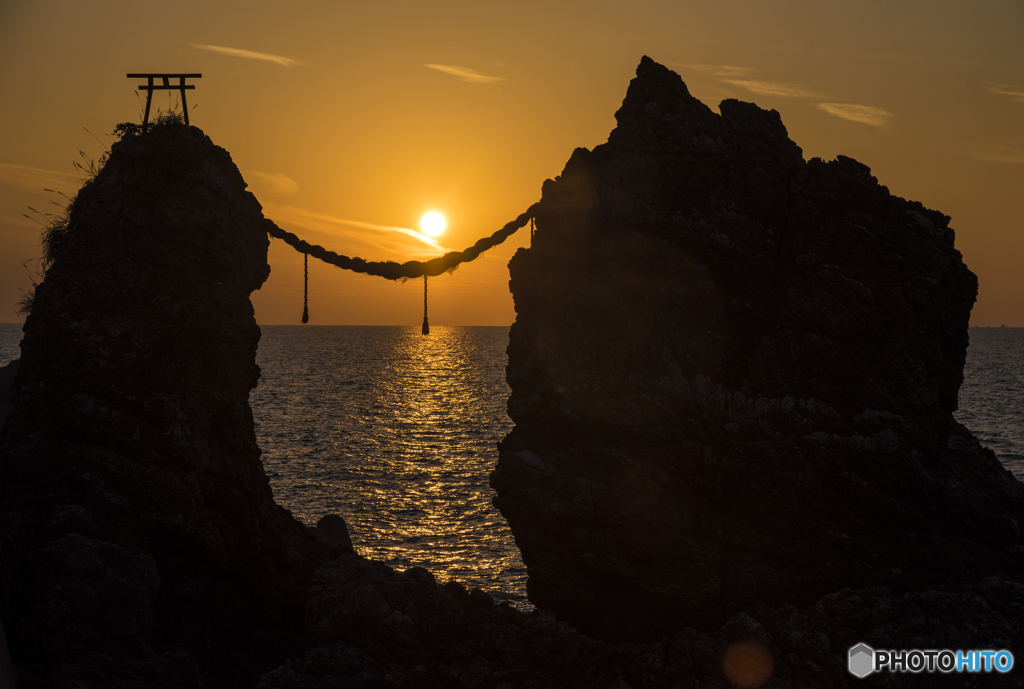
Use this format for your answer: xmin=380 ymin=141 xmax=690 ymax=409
xmin=1 ymin=1 xmax=1022 ymax=326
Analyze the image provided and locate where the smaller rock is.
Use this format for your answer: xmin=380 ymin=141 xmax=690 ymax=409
xmin=442 ymin=580 xmax=469 ymax=602
xmin=312 ymin=514 xmax=354 ymax=551
xmin=405 ymin=566 xmax=435 ymax=586
xmin=468 ymin=588 xmax=494 ymax=609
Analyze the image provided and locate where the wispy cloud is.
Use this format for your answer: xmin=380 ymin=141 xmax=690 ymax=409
xmin=0 ymin=162 xmax=79 ymax=191
xmin=816 ymin=102 xmax=893 ymax=127
xmin=985 ymin=83 xmax=1024 ymax=103
xmin=192 ymin=44 xmax=304 ymax=67
xmin=973 ymin=145 xmax=1024 ymax=164
xmin=671 ymin=63 xmax=754 ymax=78
xmin=247 ymin=171 xmax=298 ymax=196
xmin=422 ymin=64 xmax=505 ymax=84
xmin=723 ymin=79 xmax=821 ymax=98
xmin=266 ymin=203 xmax=451 ymax=256
xmin=672 ymin=63 xmax=895 ymax=128
xmin=668 ymin=64 xmax=824 ymax=99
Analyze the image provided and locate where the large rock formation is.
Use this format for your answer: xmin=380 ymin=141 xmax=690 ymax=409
xmin=5 ymin=59 xmax=1022 ymax=689
xmin=0 ymin=121 xmax=334 ymax=687
xmin=493 ymin=57 xmax=1024 ymax=641
xmin=248 ymin=55 xmax=1024 ymax=687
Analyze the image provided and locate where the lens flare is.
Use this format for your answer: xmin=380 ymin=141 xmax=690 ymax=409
xmin=420 ymin=212 xmax=446 ymax=237
xmin=722 ymin=641 xmax=774 ymax=688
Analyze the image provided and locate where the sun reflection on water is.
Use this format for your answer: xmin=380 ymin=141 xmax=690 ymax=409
xmin=251 ymin=325 xmax=527 ymax=606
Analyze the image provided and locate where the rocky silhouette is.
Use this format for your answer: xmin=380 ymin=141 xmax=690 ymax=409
xmin=493 ymin=56 xmax=1024 ymax=641
xmin=0 ymin=120 xmax=336 ymax=687
xmin=259 ymin=560 xmax=1024 ymax=688
xmin=3 ymin=58 xmax=1023 ymax=689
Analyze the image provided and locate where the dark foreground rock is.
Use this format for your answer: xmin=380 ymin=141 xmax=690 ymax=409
xmin=0 ymin=360 xmax=17 ymax=424
xmin=260 ymin=556 xmax=1024 ymax=688
xmin=0 ymin=121 xmax=335 ymax=687
xmin=493 ymin=56 xmax=1024 ymax=641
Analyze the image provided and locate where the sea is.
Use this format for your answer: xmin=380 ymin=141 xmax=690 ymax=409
xmin=0 ymin=323 xmax=1021 ymax=607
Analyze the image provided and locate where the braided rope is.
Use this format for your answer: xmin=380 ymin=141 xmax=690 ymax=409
xmin=264 ymin=202 xmax=540 ymax=281
xmin=421 ymin=274 xmax=429 ymax=335
xmin=301 ymin=252 xmax=309 ymax=324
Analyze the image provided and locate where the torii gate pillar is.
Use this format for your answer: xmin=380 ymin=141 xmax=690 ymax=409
xmin=127 ymin=73 xmax=202 ymax=133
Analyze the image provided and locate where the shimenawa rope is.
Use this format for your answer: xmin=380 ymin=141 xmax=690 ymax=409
xmin=266 ymin=202 xmax=540 ymax=325
xmin=301 ymin=252 xmax=309 ymax=324
xmin=422 ymin=275 xmax=429 ymax=335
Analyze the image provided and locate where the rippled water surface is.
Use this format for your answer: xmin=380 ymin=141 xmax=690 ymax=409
xmin=0 ymin=323 xmax=21 ymax=367
xmin=955 ymin=327 xmax=1024 ymax=479
xmin=0 ymin=322 xmax=1021 ymax=603
xmin=250 ymin=326 xmax=527 ymax=605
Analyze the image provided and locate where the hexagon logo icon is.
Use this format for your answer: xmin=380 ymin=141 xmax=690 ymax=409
xmin=848 ymin=643 xmax=875 ymax=678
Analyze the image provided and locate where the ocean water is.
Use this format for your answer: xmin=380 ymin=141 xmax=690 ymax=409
xmin=956 ymin=328 xmax=1024 ymax=479
xmin=0 ymin=325 xmax=19 ymax=369
xmin=250 ymin=325 xmax=526 ymax=605
xmin=0 ymin=323 xmax=1021 ymax=606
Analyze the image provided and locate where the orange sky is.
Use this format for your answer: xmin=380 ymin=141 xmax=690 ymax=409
xmin=2 ymin=0 xmax=1022 ymax=326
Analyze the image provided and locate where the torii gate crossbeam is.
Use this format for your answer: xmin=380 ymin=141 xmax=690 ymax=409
xmin=127 ymin=73 xmax=202 ymax=133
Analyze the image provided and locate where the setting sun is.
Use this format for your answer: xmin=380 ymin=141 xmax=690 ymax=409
xmin=420 ymin=212 xmax=446 ymax=237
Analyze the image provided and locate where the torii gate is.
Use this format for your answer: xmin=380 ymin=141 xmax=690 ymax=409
xmin=127 ymin=74 xmax=202 ymax=133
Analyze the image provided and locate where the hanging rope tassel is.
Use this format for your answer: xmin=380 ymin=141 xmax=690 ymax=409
xmin=301 ymin=252 xmax=309 ymax=324
xmin=421 ymin=274 xmax=430 ymax=335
